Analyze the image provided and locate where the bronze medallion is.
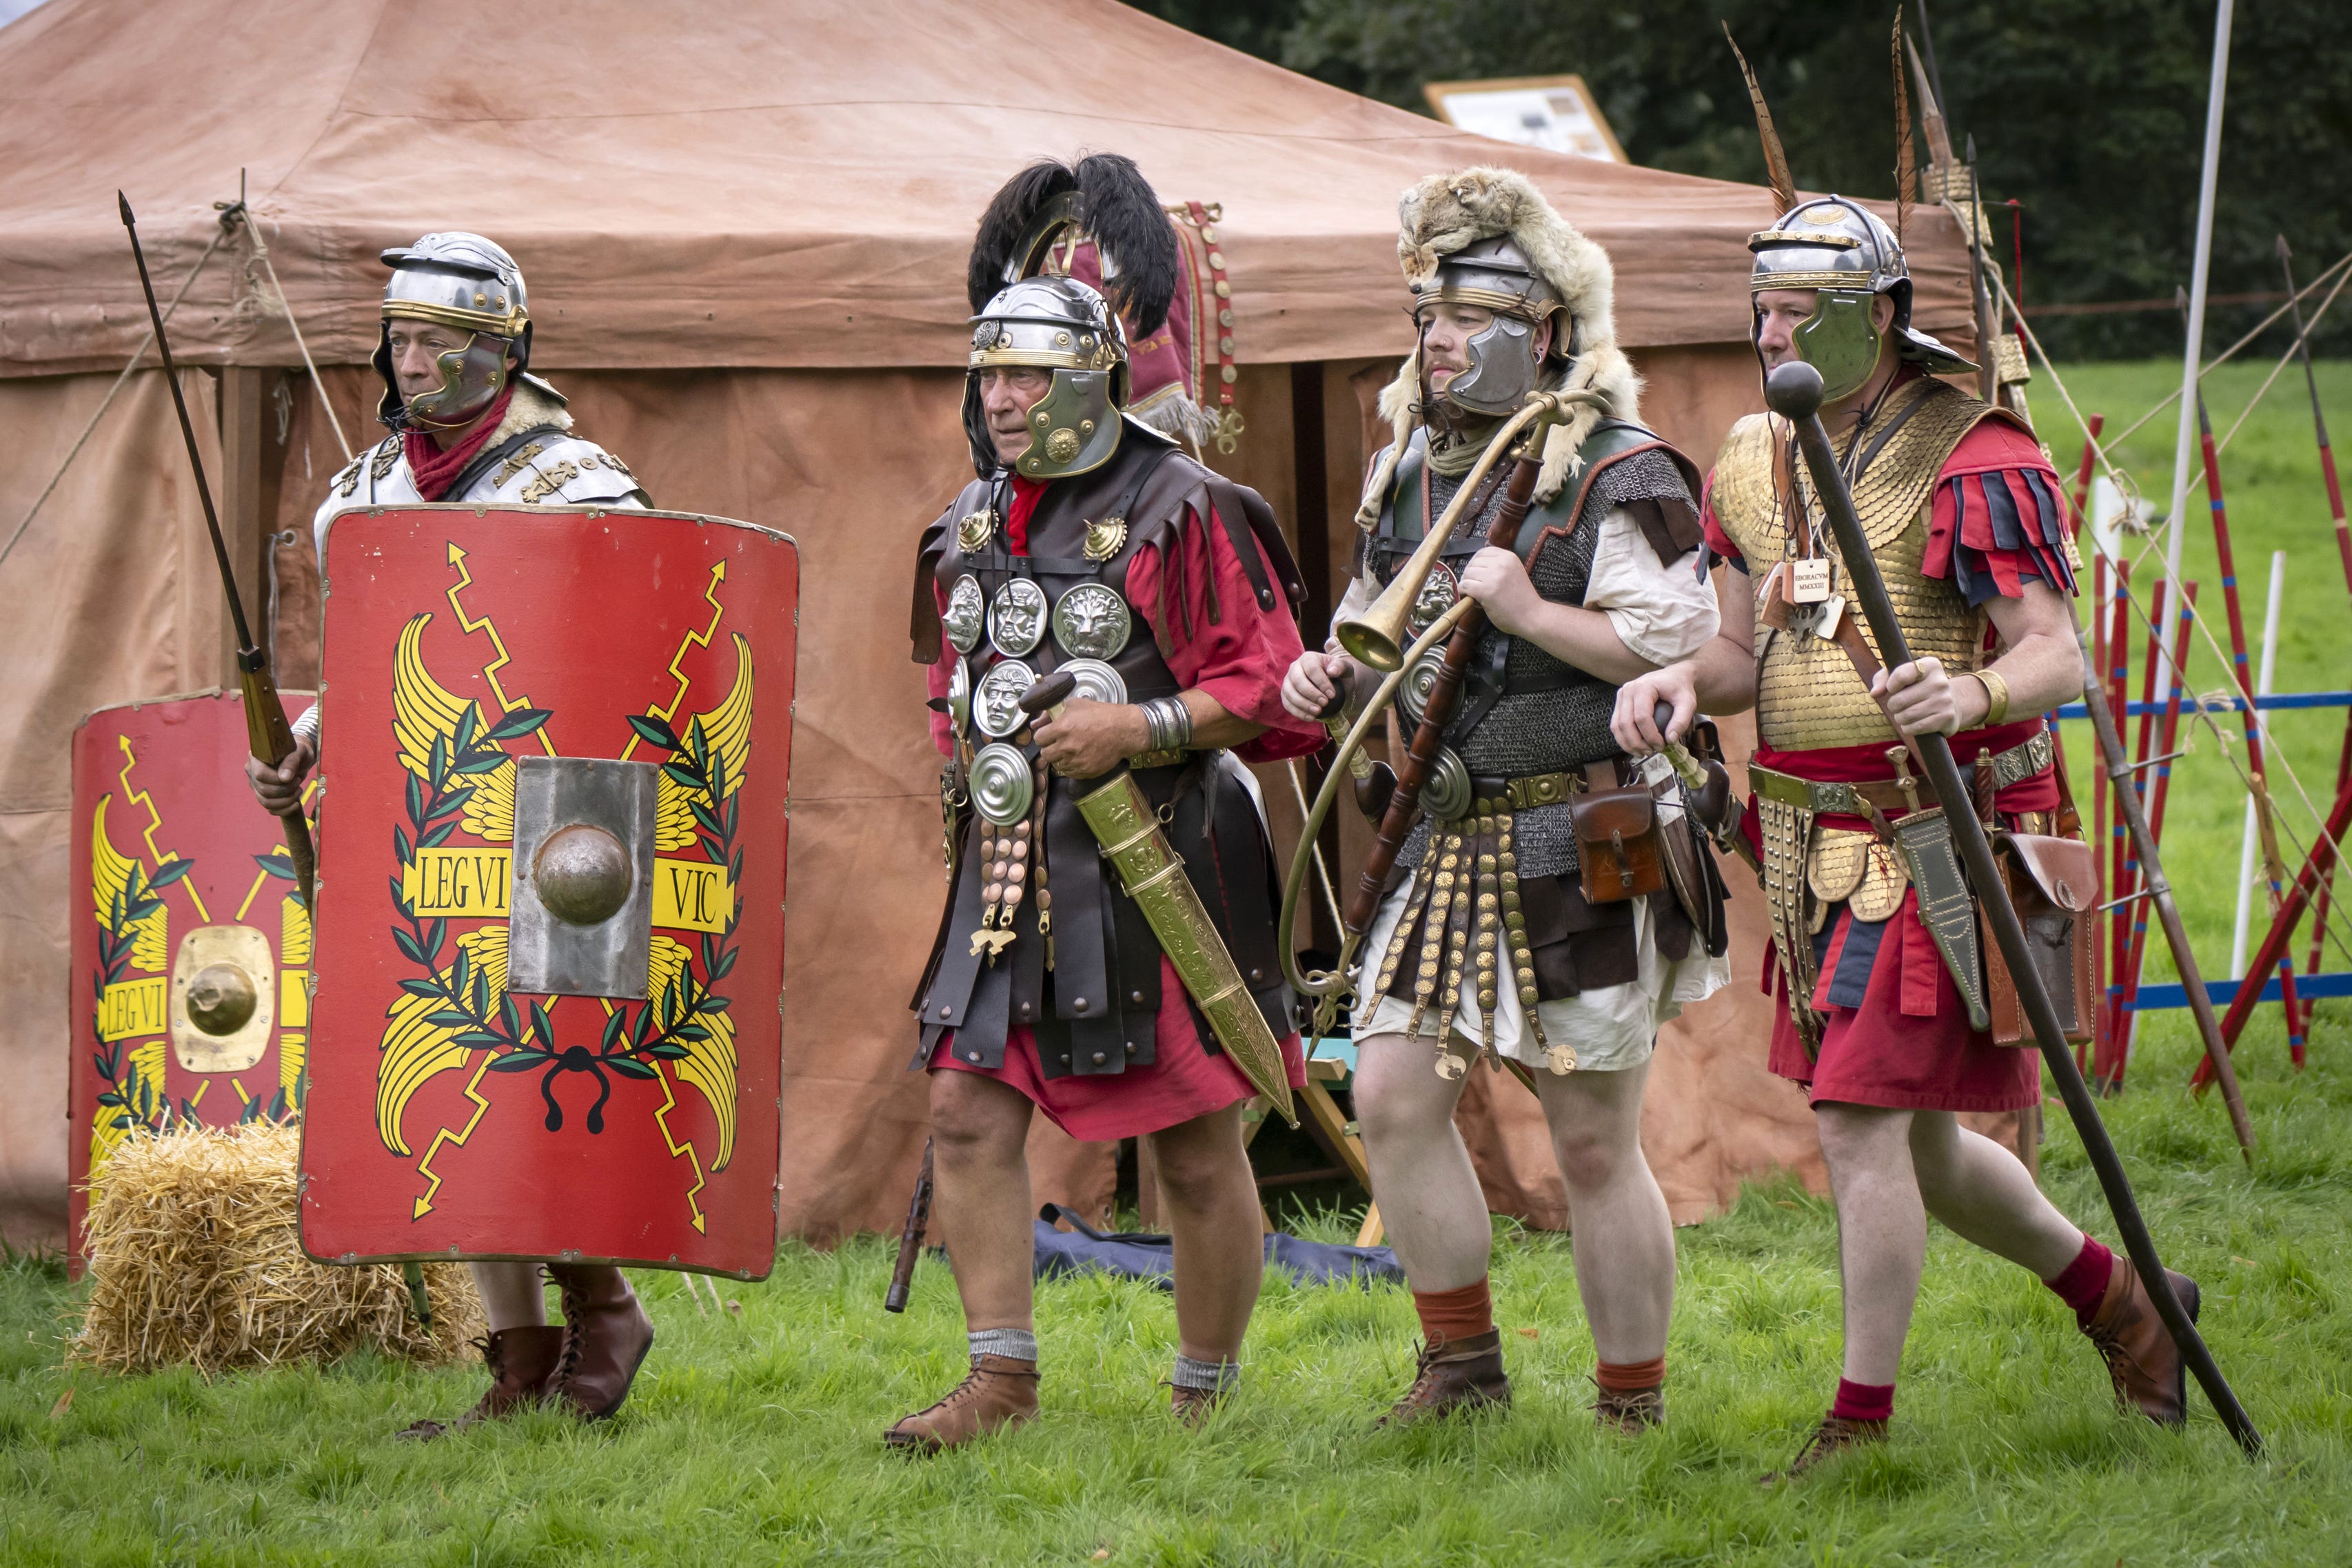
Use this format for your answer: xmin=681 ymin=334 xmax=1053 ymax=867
xmin=1082 ymin=515 xmax=1128 ymax=563
xmin=1051 ymin=582 xmax=1133 ymax=660
xmin=987 ymin=577 xmax=1048 ymax=657
xmin=957 ymin=507 xmax=995 ymax=554
xmin=1044 ymin=427 xmax=1083 ymax=464
xmin=942 ymin=574 xmax=986 ymax=654
xmin=973 ymin=658 xmax=1035 ymax=738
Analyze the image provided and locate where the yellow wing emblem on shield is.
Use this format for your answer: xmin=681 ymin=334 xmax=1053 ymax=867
xmin=646 ymin=935 xmax=738 ymax=1170
xmin=394 ymin=614 xmax=516 ymax=842
xmin=655 ymin=633 xmax=753 ymax=851
xmin=91 ymin=795 xmax=168 ymax=973
xmin=377 ymin=927 xmax=509 ymax=1156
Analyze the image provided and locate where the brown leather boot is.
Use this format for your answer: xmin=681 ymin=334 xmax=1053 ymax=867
xmin=2082 ymin=1254 xmax=2198 ymax=1427
xmin=1377 ymin=1330 xmax=1510 ymax=1427
xmin=1594 ymin=1382 xmax=1665 ymax=1434
xmin=884 ymin=1354 xmax=1041 ymax=1453
xmin=545 ymin=1265 xmax=656 ymax=1422
xmin=397 ymin=1325 xmax=565 ymax=1440
xmin=1170 ymin=1383 xmax=1223 ymax=1428
xmin=1759 ymin=1414 xmax=1889 ymax=1483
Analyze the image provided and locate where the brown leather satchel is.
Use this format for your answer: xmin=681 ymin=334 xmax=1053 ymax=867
xmin=1979 ymin=744 xmax=2099 ymax=1046
xmin=1573 ymin=761 xmax=1667 ymax=905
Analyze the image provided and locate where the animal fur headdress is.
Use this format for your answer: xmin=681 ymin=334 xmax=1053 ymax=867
xmin=1366 ymin=167 xmax=1640 ymax=517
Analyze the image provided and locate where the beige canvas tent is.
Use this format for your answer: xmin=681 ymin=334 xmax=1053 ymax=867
xmin=0 ymin=0 xmax=1985 ymax=1248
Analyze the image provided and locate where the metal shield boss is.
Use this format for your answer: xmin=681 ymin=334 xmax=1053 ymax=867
xmin=303 ymin=506 xmax=798 ymax=1277
xmin=68 ymin=692 xmax=319 ymax=1276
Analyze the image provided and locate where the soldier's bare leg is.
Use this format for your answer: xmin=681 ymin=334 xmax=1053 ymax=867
xmin=884 ymin=1068 xmax=1043 ymax=1452
xmin=1353 ymin=1032 xmax=1486 ymax=1290
xmin=1536 ymin=1062 xmax=1672 ymax=1367
xmin=468 ymin=1261 xmax=548 ymax=1328
xmin=1907 ymin=1111 xmax=2082 ymax=1274
xmin=929 ymin=1068 xmax=1039 ymax=1332
xmin=1813 ymin=1102 xmax=1926 ymax=1388
xmin=1146 ymin=1101 xmax=1264 ymax=1370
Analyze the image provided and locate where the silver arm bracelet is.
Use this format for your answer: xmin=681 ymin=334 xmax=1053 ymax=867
xmin=1141 ymin=695 xmax=1193 ymax=751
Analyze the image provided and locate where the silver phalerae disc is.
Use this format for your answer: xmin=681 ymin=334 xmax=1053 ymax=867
xmin=943 ymin=575 xmax=985 ymax=655
xmin=973 ymin=658 xmax=1035 ymax=738
xmin=1051 ymin=582 xmax=1133 ymax=660
xmin=988 ymin=577 xmax=1048 ymax=657
xmin=968 ymin=743 xmax=1035 ymax=826
xmin=1406 ymin=560 xmax=1459 ymax=638
xmin=1057 ymin=658 xmax=1128 ymax=706
xmin=946 ymin=658 xmax=971 ymax=735
xmin=1396 ymin=644 xmax=1447 ymax=729
xmin=1421 ymin=746 xmax=1473 ymax=823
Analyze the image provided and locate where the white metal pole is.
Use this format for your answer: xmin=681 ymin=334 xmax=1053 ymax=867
xmin=2163 ymin=0 xmax=2235 ymax=609
xmin=2230 ymin=549 xmax=2287 ymax=977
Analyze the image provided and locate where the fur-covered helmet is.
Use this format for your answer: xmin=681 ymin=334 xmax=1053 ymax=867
xmin=1371 ymin=166 xmax=1641 ymax=509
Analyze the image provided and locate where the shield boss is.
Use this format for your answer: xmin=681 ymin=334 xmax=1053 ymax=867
xmin=185 ymin=962 xmax=259 ymax=1036
xmin=533 ymin=824 xmax=634 ymax=926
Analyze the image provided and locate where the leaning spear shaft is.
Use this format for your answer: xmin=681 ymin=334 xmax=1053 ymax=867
xmin=1766 ymin=360 xmax=2262 ymax=1456
xmin=119 ymin=194 xmax=316 ymax=919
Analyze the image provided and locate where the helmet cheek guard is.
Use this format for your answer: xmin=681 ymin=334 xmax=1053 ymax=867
xmin=1439 ymin=311 xmax=1540 ymax=418
xmin=1788 ymin=291 xmax=1885 ymax=406
xmin=381 ymin=328 xmax=513 ymax=432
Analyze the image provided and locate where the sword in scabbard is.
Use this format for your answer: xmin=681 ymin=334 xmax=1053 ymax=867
xmin=1765 ymin=360 xmax=2262 ymax=1458
xmin=118 ymin=194 xmax=316 ymax=919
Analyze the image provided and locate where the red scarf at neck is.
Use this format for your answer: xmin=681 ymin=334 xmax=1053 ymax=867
xmin=403 ymin=384 xmax=518 ymax=502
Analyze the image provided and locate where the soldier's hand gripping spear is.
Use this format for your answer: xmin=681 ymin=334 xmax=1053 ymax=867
xmin=119 ymin=194 xmax=316 ymax=916
xmin=1765 ymin=359 xmax=2262 ymax=1458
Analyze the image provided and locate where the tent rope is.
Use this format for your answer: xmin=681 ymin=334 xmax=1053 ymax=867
xmin=0 ymin=217 xmax=234 ymax=574
xmin=242 ymin=212 xmax=352 ymax=464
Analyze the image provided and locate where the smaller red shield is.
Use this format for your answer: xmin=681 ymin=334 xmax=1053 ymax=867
xmin=300 ymin=505 xmax=796 ymax=1279
xmin=68 ymin=691 xmax=319 ymax=1275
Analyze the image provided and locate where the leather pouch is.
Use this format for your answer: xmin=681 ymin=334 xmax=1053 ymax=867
xmin=1573 ymin=762 xmax=1666 ymax=905
xmin=1981 ymin=831 xmax=2098 ymax=1045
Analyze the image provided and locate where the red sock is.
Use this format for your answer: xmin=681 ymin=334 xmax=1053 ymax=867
xmin=1411 ymin=1277 xmax=1494 ymax=1345
xmin=2043 ymin=1234 xmax=2116 ymax=1328
xmin=1596 ymin=1354 xmax=1665 ymax=1392
xmin=1831 ymin=1378 xmax=1895 ymax=1423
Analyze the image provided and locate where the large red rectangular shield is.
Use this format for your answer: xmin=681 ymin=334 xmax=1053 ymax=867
xmin=301 ymin=506 xmax=795 ymax=1277
xmin=68 ymin=691 xmax=318 ymax=1276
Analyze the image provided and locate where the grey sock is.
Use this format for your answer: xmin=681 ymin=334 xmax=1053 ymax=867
xmin=1170 ymin=1354 xmax=1239 ymax=1392
xmin=968 ymin=1328 xmax=1037 ymax=1365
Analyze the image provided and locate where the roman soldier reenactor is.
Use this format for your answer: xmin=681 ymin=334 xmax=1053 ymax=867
xmin=1282 ymin=168 xmax=1730 ymax=1429
xmin=891 ymin=156 xmax=1321 ymax=1452
xmin=1614 ymin=184 xmax=2199 ymax=1474
xmin=248 ymin=232 xmax=657 ymax=1439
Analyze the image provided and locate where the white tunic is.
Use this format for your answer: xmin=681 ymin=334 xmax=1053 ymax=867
xmin=1341 ymin=505 xmax=1731 ymax=1072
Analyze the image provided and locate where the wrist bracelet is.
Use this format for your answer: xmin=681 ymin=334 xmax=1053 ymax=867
xmin=1140 ymin=695 xmax=1194 ymax=752
xmin=1971 ymin=669 xmax=2010 ymax=727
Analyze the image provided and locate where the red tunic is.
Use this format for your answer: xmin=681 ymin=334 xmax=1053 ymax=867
xmin=924 ymin=476 xmax=1318 ymax=1140
xmin=1703 ymin=415 xmax=2078 ymax=1112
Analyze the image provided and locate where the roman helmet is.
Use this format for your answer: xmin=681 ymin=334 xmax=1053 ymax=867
xmin=1748 ymin=196 xmax=1974 ymax=403
xmin=962 ymin=154 xmax=1182 ymax=480
xmin=1406 ymin=232 xmax=1569 ymax=418
xmin=374 ymin=232 xmax=533 ymax=433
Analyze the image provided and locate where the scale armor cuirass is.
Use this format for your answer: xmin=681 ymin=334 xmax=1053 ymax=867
xmin=1712 ymin=376 xmax=2014 ymax=753
xmin=906 ymin=418 xmax=1304 ymax=1081
xmin=1365 ymin=420 xmax=1701 ymax=878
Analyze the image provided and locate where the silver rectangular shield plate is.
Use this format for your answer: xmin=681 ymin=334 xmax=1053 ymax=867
xmin=509 ymin=755 xmax=656 ymax=999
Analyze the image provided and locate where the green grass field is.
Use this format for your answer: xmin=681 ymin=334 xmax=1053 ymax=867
xmin=3 ymin=360 xmax=2348 ymax=1566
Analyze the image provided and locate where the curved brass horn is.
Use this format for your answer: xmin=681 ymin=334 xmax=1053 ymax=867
xmin=1332 ymin=387 xmax=1608 ymax=671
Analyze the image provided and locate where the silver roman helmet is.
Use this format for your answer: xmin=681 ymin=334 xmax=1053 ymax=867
xmin=1411 ymin=234 xmax=1569 ymax=419
xmin=374 ymin=232 xmax=533 ymax=432
xmin=963 ymin=276 xmax=1129 ymax=481
xmin=1748 ymin=196 xmax=1975 ymax=403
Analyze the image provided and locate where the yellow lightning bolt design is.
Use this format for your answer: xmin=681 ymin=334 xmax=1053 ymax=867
xmin=413 ymin=1057 xmax=495 ymax=1219
xmin=620 ymin=560 xmax=727 ymax=762
xmin=649 ymin=1060 xmax=709 ymax=1233
xmin=116 ymin=737 xmax=210 ymax=922
xmin=445 ymin=542 xmax=557 ymax=757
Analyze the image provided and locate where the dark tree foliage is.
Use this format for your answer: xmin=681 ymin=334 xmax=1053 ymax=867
xmin=1123 ymin=0 xmax=2352 ymax=358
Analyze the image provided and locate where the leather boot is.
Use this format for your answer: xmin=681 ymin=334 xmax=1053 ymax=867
xmin=2083 ymin=1254 xmax=2198 ymax=1428
xmin=398 ymin=1324 xmax=564 ymax=1440
xmin=884 ymin=1354 xmax=1040 ymax=1453
xmin=1759 ymin=1414 xmax=1889 ymax=1483
xmin=545 ymin=1264 xmax=656 ymax=1422
xmin=1170 ymin=1383 xmax=1223 ymax=1428
xmin=1377 ymin=1330 xmax=1510 ymax=1427
xmin=1594 ymin=1382 xmax=1665 ymax=1434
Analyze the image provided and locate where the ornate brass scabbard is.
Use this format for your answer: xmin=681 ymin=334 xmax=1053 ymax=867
xmin=1075 ymin=771 xmax=1297 ymax=1127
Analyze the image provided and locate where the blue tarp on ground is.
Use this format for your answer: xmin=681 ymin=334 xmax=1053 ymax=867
xmin=1033 ymin=1205 xmax=1404 ymax=1289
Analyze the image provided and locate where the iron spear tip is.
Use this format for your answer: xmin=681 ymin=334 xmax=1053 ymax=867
xmin=117 ymin=190 xmax=133 ymax=226
xmin=2275 ymin=233 xmax=2293 ymax=262
xmin=1764 ymin=360 xmax=1825 ymax=420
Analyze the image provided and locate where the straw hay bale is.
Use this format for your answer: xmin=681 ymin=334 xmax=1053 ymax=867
xmin=72 ymin=1123 xmax=483 ymax=1374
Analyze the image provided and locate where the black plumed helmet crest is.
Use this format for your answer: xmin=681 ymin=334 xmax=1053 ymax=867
xmin=967 ymin=153 xmax=1180 ymax=337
